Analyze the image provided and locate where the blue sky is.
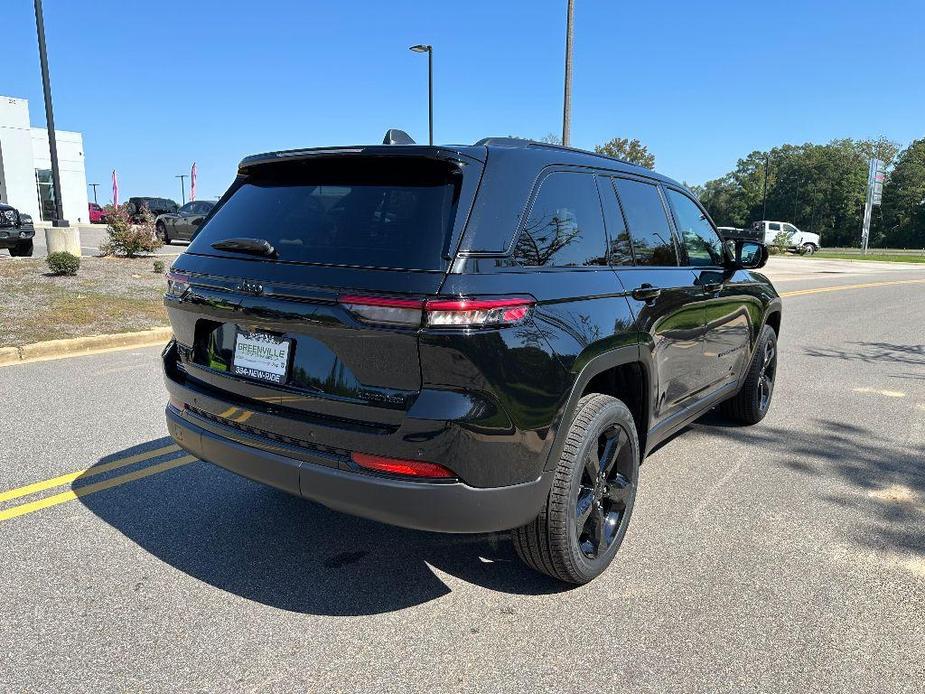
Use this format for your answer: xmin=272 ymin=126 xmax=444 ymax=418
xmin=5 ymin=0 xmax=924 ymax=202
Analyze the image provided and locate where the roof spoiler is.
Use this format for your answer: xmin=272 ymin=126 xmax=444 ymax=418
xmin=383 ymin=129 xmax=416 ymax=145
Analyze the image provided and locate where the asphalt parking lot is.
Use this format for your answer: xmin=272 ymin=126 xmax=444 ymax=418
xmin=1 ymin=258 xmax=923 ymax=692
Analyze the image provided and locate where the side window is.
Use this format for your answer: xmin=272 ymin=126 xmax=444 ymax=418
xmin=666 ymin=188 xmax=724 ymax=267
xmin=596 ymin=176 xmax=633 ymax=266
xmin=179 ymin=203 xmax=195 ymax=215
xmin=514 ymin=172 xmax=607 ymax=267
xmin=768 ymin=222 xmax=781 ymax=232
xmin=612 ymin=178 xmax=678 ymax=266
xmin=193 ymin=202 xmax=211 ymax=215
xmin=783 ymin=223 xmax=797 ymax=234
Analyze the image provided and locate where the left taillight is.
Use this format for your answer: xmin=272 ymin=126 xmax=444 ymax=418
xmin=165 ymin=271 xmax=190 ymax=298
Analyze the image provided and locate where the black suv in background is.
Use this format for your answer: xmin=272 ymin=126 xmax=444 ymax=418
xmin=163 ymin=136 xmax=780 ymax=584
xmin=0 ymin=202 xmax=35 ymax=256
xmin=127 ymin=197 xmax=178 ymax=221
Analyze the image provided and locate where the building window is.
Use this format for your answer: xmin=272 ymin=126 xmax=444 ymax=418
xmin=35 ymin=169 xmax=56 ymax=222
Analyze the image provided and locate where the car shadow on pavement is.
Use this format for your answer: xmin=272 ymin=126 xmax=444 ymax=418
xmin=693 ymin=412 xmax=925 ymax=560
xmin=804 ymin=341 xmax=925 ymax=366
xmin=75 ymin=438 xmax=570 ymax=615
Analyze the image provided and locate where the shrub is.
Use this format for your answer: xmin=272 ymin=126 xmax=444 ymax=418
xmin=47 ymin=251 xmax=80 ymax=276
xmin=99 ymin=203 xmax=163 ymax=257
xmin=771 ymin=230 xmax=791 ymax=255
xmin=153 ymin=259 xmax=165 ymax=273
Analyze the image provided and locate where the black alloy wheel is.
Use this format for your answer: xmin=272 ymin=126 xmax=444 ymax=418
xmin=720 ymin=323 xmax=778 ymax=424
xmin=513 ymin=393 xmax=640 ymax=584
xmin=575 ymin=423 xmax=635 ymax=559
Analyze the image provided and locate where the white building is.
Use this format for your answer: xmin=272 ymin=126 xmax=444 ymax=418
xmin=0 ymin=95 xmax=89 ymax=224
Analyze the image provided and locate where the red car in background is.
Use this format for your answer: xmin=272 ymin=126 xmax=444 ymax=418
xmin=88 ymin=202 xmax=106 ymax=223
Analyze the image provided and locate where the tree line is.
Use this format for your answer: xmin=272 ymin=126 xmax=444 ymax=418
xmin=690 ymin=136 xmax=925 ymax=249
xmin=540 ymin=132 xmax=925 ymax=249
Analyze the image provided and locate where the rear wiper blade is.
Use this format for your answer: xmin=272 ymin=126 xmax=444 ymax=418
xmin=210 ymin=237 xmax=278 ymax=258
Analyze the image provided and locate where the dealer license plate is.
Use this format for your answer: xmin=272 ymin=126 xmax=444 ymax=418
xmin=232 ymin=330 xmax=291 ymax=384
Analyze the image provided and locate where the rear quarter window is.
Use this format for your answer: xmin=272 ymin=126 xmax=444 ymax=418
xmin=513 ymin=171 xmax=607 ymax=267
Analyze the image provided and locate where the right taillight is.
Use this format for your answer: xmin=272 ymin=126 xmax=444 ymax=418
xmin=424 ymin=297 xmax=535 ymax=328
xmin=338 ymin=294 xmax=536 ymax=329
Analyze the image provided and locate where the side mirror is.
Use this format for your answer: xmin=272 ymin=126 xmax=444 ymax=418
xmin=737 ymin=240 xmax=768 ymax=269
xmin=724 ymin=239 xmax=767 ymax=269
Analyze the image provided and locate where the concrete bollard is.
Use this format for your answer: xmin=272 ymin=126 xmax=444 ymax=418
xmin=45 ymin=227 xmax=82 ymax=256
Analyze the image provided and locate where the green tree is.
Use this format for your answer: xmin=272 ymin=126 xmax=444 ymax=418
xmin=594 ymin=137 xmax=655 ymax=169
xmin=881 ymin=138 xmax=925 ymax=248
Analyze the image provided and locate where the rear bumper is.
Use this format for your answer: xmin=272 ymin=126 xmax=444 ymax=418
xmin=165 ymin=404 xmax=551 ymax=533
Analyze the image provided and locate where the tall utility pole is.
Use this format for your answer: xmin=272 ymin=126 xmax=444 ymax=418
xmin=562 ymin=0 xmax=575 ymax=146
xmin=33 ymin=0 xmax=68 ymax=226
xmin=89 ymin=183 xmax=99 ymax=204
xmin=761 ymin=153 xmax=771 ymax=220
xmin=176 ymin=175 xmax=187 ymax=205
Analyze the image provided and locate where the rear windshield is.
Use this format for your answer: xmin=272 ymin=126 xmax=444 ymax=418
xmin=188 ymin=157 xmax=461 ymax=269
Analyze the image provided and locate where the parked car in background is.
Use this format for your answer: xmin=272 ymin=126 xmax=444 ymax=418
xmin=88 ymin=202 xmax=106 ymax=223
xmin=751 ymin=220 xmax=821 ymax=254
xmin=127 ymin=197 xmax=178 ymax=222
xmin=0 ymin=201 xmax=34 ymax=256
xmin=162 ymin=134 xmax=782 ymax=585
xmin=155 ymin=200 xmax=217 ymax=244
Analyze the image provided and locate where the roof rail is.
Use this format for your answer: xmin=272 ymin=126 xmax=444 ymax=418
xmin=473 ymin=137 xmax=537 ymax=147
xmin=472 ymin=137 xmax=636 ymax=167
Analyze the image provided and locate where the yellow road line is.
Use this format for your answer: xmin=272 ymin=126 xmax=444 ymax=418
xmin=780 ymin=278 xmax=925 ymax=297
xmin=0 ymin=444 xmax=180 ymax=503
xmin=0 ymin=455 xmax=198 ymax=523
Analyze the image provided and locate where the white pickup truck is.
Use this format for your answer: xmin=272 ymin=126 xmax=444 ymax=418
xmin=751 ymin=220 xmax=821 ymax=255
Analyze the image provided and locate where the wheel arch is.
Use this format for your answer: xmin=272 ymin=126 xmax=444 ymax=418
xmin=543 ymin=344 xmax=651 ymax=471
xmin=763 ymin=299 xmax=782 ymax=337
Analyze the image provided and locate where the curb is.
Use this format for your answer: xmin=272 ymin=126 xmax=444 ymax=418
xmin=0 ymin=327 xmax=173 ymax=367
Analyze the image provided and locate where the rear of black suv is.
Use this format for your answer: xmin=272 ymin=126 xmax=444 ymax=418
xmin=163 ymin=146 xmax=570 ymax=535
xmin=163 ymin=140 xmax=780 ymax=584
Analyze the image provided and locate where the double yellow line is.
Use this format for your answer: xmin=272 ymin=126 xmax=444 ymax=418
xmin=0 ymin=444 xmax=198 ymax=522
xmin=780 ymin=278 xmax=925 ymax=297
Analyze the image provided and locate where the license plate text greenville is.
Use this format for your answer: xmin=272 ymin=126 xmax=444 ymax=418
xmin=235 ymin=341 xmax=287 ymax=361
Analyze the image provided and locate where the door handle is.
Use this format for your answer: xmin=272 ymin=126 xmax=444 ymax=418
xmin=631 ymin=284 xmax=662 ymax=302
xmin=702 ymin=282 xmax=724 ymax=294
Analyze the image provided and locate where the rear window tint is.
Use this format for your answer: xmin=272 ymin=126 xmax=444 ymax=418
xmin=189 ymin=157 xmax=460 ymax=270
xmin=613 ymin=178 xmax=678 ymax=266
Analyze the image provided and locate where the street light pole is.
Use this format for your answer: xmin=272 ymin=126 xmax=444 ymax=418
xmin=176 ymin=175 xmax=187 ymax=205
xmin=33 ymin=0 xmax=68 ymax=227
xmin=89 ymin=183 xmax=99 ymax=205
xmin=562 ymin=0 xmax=575 ymax=146
xmin=409 ymin=44 xmax=433 ymax=145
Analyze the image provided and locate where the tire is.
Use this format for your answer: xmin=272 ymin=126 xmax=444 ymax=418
xmin=801 ymin=243 xmax=816 ymax=256
xmin=156 ymin=222 xmax=170 ymax=245
xmin=719 ymin=323 xmax=778 ymax=425
xmin=9 ymin=240 xmax=33 ymax=257
xmin=513 ymin=393 xmax=640 ymax=584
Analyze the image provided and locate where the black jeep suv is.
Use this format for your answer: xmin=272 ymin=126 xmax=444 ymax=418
xmin=163 ymin=137 xmax=780 ymax=584
xmin=0 ymin=202 xmax=35 ymax=257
